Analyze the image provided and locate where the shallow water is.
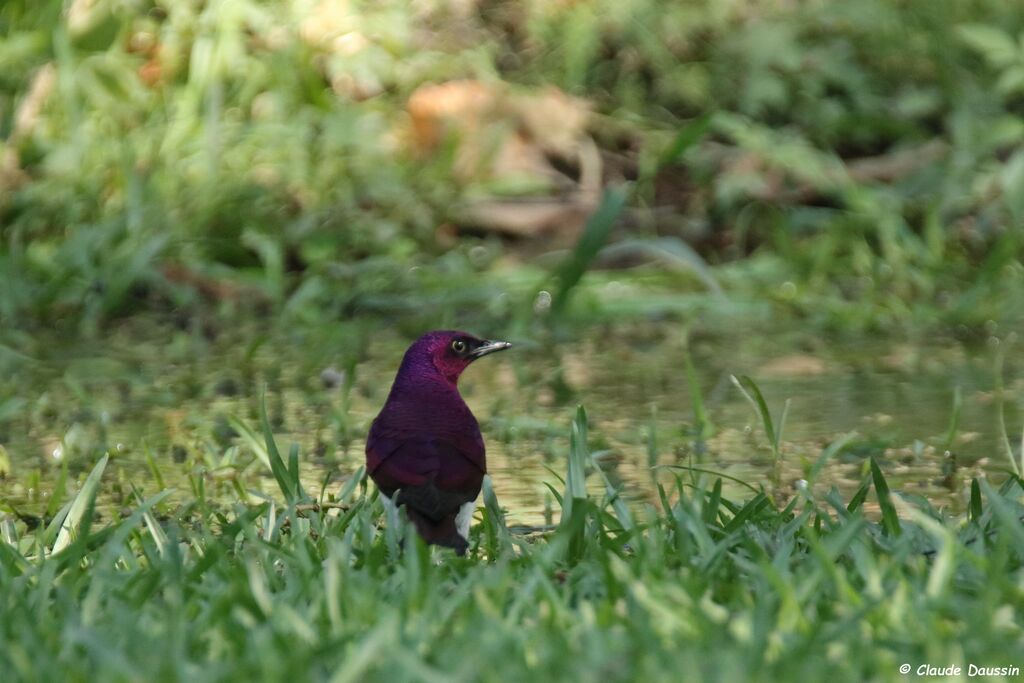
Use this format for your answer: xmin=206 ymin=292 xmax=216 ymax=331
xmin=1 ymin=319 xmax=1020 ymax=525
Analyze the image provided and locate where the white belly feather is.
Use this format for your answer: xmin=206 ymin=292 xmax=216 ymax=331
xmin=381 ymin=494 xmax=477 ymax=543
xmin=455 ymin=499 xmax=476 ymax=541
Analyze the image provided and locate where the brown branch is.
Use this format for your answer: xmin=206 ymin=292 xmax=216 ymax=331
xmin=294 ymin=502 xmax=352 ymax=513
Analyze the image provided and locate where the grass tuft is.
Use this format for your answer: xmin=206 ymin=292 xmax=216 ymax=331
xmin=2 ymin=404 xmax=1022 ymax=681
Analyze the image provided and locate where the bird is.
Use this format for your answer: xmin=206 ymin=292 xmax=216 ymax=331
xmin=365 ymin=330 xmax=511 ymax=555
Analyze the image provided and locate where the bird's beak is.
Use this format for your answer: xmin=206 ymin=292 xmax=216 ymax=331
xmin=471 ymin=340 xmax=512 ymax=358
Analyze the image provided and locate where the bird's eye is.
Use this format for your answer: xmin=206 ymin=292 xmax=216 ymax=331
xmin=451 ymin=339 xmax=467 ymax=354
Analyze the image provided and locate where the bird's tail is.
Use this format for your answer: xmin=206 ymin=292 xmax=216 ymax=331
xmin=404 ymin=508 xmax=469 ymax=556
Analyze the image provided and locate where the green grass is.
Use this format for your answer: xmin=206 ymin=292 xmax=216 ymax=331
xmin=1 ymin=406 xmax=1022 ymax=683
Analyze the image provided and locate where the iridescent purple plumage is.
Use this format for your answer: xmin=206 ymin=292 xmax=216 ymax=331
xmin=366 ymin=330 xmax=511 ymax=554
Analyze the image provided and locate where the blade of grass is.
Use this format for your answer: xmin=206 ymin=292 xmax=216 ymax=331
xmin=599 ymin=238 xmax=725 ymax=299
xmin=897 ymin=499 xmax=957 ymax=598
xmin=979 ymin=479 xmax=1024 ymax=551
xmin=870 ymin=457 xmax=900 ymax=537
xmin=42 ymin=500 xmax=74 ymax=549
xmin=288 ymin=442 xmax=305 ymax=501
xmin=655 ymin=465 xmax=762 ymax=496
xmin=482 ymin=475 xmax=511 ymax=553
xmin=994 ymin=346 xmax=1020 ymax=477
xmin=703 ymin=478 xmax=722 ymax=525
xmin=590 ymin=451 xmax=634 ymax=531
xmin=684 ymin=347 xmax=713 ymax=439
xmin=52 ymin=454 xmax=108 ymax=554
xmin=1019 ymin=425 xmax=1024 ymax=480
xmin=776 ymin=399 xmax=791 ymax=455
xmin=731 ymin=375 xmax=777 ymax=451
xmin=659 ymin=112 xmax=713 ymax=168
xmin=553 ymin=185 xmax=629 ymax=313
xmin=646 ymin=405 xmax=659 ymax=475
xmin=228 ymin=415 xmax=271 ymax=471
xmin=969 ymin=478 xmax=983 ymax=522
xmin=732 ymin=375 xmax=787 ymax=490
xmin=45 ymin=461 xmax=68 ymax=519
xmin=808 ymin=432 xmax=855 ymax=486
xmin=846 ymin=481 xmax=871 ymax=514
xmin=337 ymin=466 xmax=366 ymax=503
xmin=259 ymin=389 xmax=296 ymax=504
xmin=144 ymin=445 xmax=166 ymax=492
xmin=567 ymin=406 xmax=589 ymax=500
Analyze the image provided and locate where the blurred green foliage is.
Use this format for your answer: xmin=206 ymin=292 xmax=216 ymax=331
xmin=2 ymin=0 xmax=1024 ymax=335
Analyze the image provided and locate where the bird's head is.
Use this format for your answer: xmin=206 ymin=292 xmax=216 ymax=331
xmin=404 ymin=330 xmax=512 ymax=385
